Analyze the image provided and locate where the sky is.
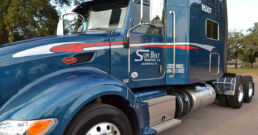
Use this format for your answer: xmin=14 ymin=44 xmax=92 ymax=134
xmin=228 ymin=0 xmax=258 ymax=32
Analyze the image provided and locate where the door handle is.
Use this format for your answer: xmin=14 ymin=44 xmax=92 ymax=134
xmin=158 ymin=65 xmax=163 ymax=74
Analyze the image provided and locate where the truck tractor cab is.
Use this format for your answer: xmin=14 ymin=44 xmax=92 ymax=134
xmin=57 ymin=0 xmax=167 ymax=88
xmin=0 ymin=0 xmax=255 ymax=135
xmin=57 ymin=0 xmax=225 ymax=88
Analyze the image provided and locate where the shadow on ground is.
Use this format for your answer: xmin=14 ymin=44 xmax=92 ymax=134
xmin=159 ymin=76 xmax=258 ymax=135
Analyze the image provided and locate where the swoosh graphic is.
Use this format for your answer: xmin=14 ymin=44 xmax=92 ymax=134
xmin=12 ymin=41 xmax=214 ymax=58
xmin=12 ymin=42 xmax=83 ymax=58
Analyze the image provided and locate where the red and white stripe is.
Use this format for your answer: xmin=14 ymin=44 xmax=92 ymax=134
xmin=12 ymin=41 xmax=215 ymax=58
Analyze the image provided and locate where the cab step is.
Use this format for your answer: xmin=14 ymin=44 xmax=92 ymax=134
xmin=143 ymin=95 xmax=181 ymax=133
xmin=151 ymin=119 xmax=182 ymax=133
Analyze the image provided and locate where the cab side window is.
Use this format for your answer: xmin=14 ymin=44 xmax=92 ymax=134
xmin=132 ymin=4 xmax=162 ymax=34
xmin=206 ymin=19 xmax=219 ymax=40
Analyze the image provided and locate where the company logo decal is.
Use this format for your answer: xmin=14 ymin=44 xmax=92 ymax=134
xmin=131 ymin=72 xmax=139 ymax=79
xmin=62 ymin=57 xmax=77 ymax=64
xmin=135 ymin=49 xmax=161 ymax=66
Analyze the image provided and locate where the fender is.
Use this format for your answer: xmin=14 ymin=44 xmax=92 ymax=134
xmin=0 ymin=67 xmax=146 ymax=135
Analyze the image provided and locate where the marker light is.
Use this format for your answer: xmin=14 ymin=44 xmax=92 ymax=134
xmin=0 ymin=119 xmax=57 ymax=135
xmin=28 ymin=120 xmax=54 ymax=135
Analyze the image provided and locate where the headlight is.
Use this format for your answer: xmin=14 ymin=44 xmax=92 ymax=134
xmin=0 ymin=119 xmax=58 ymax=135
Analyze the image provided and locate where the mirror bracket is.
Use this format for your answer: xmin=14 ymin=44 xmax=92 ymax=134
xmin=123 ymin=23 xmax=144 ymax=48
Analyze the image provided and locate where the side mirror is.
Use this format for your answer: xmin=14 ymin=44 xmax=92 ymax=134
xmin=57 ymin=17 xmax=64 ymax=35
xmin=56 ymin=12 xmax=86 ymax=36
xmin=150 ymin=0 xmax=164 ymax=28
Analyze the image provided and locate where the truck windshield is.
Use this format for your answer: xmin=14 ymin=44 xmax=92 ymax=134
xmin=88 ymin=7 xmax=127 ymax=30
xmin=73 ymin=0 xmax=129 ymax=32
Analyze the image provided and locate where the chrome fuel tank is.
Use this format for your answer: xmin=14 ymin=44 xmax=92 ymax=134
xmin=169 ymin=84 xmax=216 ymax=117
xmin=185 ymin=84 xmax=216 ymax=111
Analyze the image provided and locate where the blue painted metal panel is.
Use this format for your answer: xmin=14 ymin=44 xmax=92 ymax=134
xmin=0 ymin=67 xmax=154 ymax=135
xmin=0 ymin=34 xmax=111 ymax=107
xmin=111 ymin=1 xmax=166 ymax=88
xmin=189 ymin=0 xmax=224 ymax=83
xmin=166 ymin=3 xmax=190 ymax=85
xmin=135 ymin=88 xmax=167 ymax=101
xmin=166 ymin=0 xmax=225 ymax=85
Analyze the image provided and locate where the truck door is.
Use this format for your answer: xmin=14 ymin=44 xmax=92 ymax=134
xmin=128 ymin=3 xmax=165 ymax=81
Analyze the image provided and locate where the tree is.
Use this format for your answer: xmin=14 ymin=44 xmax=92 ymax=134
xmin=53 ymin=0 xmax=82 ymax=6
xmin=0 ymin=0 xmax=10 ymax=44
xmin=228 ymin=31 xmax=245 ymax=68
xmin=0 ymin=0 xmax=59 ymax=45
xmin=242 ymin=23 xmax=258 ymax=68
xmin=52 ymin=0 xmax=72 ymax=5
xmin=240 ymin=49 xmax=256 ymax=68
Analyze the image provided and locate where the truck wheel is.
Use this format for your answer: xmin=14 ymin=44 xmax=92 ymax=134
xmin=65 ymin=104 xmax=133 ymax=135
xmin=243 ymin=76 xmax=255 ymax=103
xmin=227 ymin=76 xmax=244 ymax=108
xmin=217 ymin=94 xmax=228 ymax=106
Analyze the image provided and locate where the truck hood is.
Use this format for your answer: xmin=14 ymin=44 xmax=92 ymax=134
xmin=0 ymin=33 xmax=111 ymax=107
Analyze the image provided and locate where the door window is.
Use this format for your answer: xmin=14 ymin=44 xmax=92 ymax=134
xmin=132 ymin=4 xmax=162 ymax=35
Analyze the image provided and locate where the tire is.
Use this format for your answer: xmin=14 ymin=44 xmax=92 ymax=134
xmin=65 ymin=104 xmax=133 ymax=135
xmin=227 ymin=76 xmax=244 ymax=108
xmin=242 ymin=76 xmax=255 ymax=103
xmin=217 ymin=94 xmax=228 ymax=106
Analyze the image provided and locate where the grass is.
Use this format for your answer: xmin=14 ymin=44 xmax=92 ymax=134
xmin=227 ymin=67 xmax=258 ymax=76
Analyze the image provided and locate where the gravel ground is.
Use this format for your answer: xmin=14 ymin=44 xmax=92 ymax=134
xmin=160 ymin=76 xmax=258 ymax=135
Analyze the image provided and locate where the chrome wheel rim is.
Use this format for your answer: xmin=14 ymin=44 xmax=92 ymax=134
xmin=248 ymin=82 xmax=254 ymax=97
xmin=238 ymin=84 xmax=244 ymax=102
xmin=86 ymin=122 xmax=121 ymax=135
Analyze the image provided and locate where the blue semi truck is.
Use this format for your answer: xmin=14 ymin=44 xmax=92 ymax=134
xmin=0 ymin=0 xmax=255 ymax=135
